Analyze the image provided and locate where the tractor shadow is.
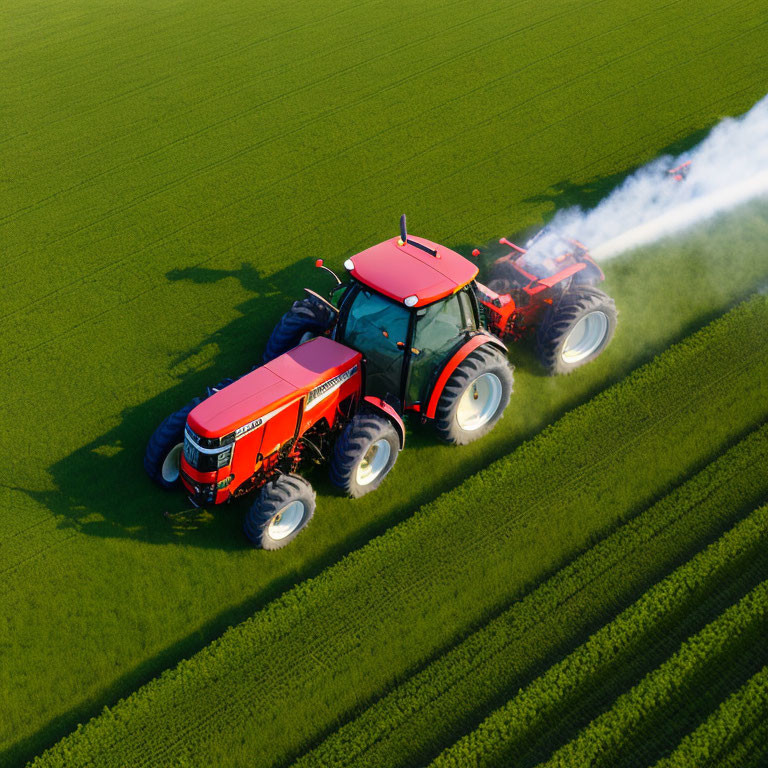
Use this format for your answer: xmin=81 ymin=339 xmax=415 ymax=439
xmin=16 ymin=259 xmax=322 ymax=551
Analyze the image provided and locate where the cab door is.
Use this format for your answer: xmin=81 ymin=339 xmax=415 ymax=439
xmin=338 ymin=286 xmax=411 ymax=403
xmin=407 ymin=290 xmax=476 ymax=407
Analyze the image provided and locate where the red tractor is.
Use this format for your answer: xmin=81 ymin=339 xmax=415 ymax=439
xmin=145 ymin=216 xmax=616 ymax=549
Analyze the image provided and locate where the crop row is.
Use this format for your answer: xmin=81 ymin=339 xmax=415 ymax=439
xmin=30 ymin=296 xmax=768 ymax=767
xmin=295 ymin=422 xmax=768 ymax=768
xmin=651 ymin=665 xmax=768 ymax=768
xmin=539 ymin=562 xmax=768 ymax=768
xmin=430 ymin=506 xmax=768 ymax=768
xmin=520 ymin=560 xmax=768 ymax=768
xmin=700 ymin=704 xmax=768 ymax=768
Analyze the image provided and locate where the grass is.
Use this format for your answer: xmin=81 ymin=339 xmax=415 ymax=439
xmin=1 ymin=0 xmax=767 ymax=763
xmin=27 ymin=296 xmax=768 ymax=767
xmin=294 ymin=423 xmax=768 ymax=768
xmin=431 ymin=515 xmax=768 ymax=768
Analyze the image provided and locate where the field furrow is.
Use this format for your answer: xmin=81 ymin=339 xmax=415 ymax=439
xmin=429 ymin=513 xmax=768 ymax=768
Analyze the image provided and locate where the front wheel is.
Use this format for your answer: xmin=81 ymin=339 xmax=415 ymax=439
xmin=536 ymin=287 xmax=617 ymax=375
xmin=329 ymin=413 xmax=400 ymax=498
xmin=144 ymin=398 xmax=201 ymax=489
xmin=434 ymin=345 xmax=514 ymax=445
xmin=244 ymin=474 xmax=315 ymax=550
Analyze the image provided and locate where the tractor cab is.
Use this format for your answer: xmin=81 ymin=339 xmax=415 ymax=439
xmin=334 ymin=232 xmax=481 ymax=411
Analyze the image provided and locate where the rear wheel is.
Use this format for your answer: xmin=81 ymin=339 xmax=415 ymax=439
xmin=330 ymin=413 xmax=400 ymax=497
xmin=263 ymin=295 xmax=334 ymax=363
xmin=244 ymin=474 xmax=315 ymax=549
xmin=434 ymin=345 xmax=514 ymax=445
xmin=536 ymin=287 xmax=617 ymax=374
xmin=144 ymin=398 xmax=201 ymax=489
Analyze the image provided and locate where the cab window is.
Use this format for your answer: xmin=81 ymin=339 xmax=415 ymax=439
xmin=408 ymin=295 xmax=466 ymax=404
xmin=343 ymin=289 xmax=410 ymax=346
xmin=342 ymin=288 xmax=411 ymax=401
xmin=457 ymin=288 xmax=477 ymax=329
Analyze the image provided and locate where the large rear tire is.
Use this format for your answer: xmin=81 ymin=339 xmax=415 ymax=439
xmin=434 ymin=345 xmax=514 ymax=445
xmin=144 ymin=398 xmax=201 ymax=490
xmin=244 ymin=474 xmax=315 ymax=550
xmin=263 ymin=295 xmax=334 ymax=363
xmin=329 ymin=413 xmax=400 ymax=498
xmin=536 ymin=287 xmax=617 ymax=375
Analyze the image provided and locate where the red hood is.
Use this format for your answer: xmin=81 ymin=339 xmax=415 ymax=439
xmin=187 ymin=337 xmax=361 ymax=439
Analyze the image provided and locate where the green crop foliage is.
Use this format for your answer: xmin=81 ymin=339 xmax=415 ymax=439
xmin=430 ymin=508 xmax=768 ymax=768
xmin=3 ymin=0 xmax=768 ymax=762
xmin=295 ymin=423 xmax=768 ymax=768
xmin=650 ymin=666 xmax=768 ymax=768
xmin=27 ymin=298 xmax=768 ymax=767
xmin=698 ymin=711 xmax=768 ymax=768
xmin=538 ymin=584 xmax=768 ymax=768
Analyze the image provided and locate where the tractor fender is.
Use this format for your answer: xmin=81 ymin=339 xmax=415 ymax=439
xmin=363 ymin=396 xmax=406 ymax=449
xmin=425 ymin=333 xmax=508 ymax=420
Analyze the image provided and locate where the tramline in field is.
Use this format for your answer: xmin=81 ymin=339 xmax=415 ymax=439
xmin=145 ymin=215 xmax=617 ymax=548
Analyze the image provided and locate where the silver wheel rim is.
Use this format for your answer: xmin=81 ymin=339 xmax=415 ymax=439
xmin=456 ymin=373 xmax=503 ymax=431
xmin=356 ymin=438 xmax=392 ymax=486
xmin=161 ymin=443 xmax=183 ymax=483
xmin=562 ymin=311 xmax=609 ymax=363
xmin=267 ymin=500 xmax=305 ymax=540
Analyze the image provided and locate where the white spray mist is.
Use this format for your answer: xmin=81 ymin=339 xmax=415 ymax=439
xmin=525 ymin=94 xmax=768 ymax=263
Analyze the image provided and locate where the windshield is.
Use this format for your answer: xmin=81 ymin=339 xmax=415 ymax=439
xmin=341 ymin=288 xmax=410 ymax=402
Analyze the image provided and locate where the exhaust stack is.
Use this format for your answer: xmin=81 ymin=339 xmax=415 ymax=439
xmin=398 ymin=214 xmax=438 ymax=257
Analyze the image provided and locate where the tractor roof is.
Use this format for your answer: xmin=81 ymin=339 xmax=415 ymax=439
xmin=187 ymin=338 xmax=361 ymax=439
xmin=347 ymin=235 xmax=478 ymax=306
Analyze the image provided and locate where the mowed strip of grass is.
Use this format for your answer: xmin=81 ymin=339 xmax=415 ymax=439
xmin=294 ymin=423 xmax=768 ymax=768
xmin=430 ymin=512 xmax=768 ymax=768
xmin=27 ymin=298 xmax=768 ymax=768
xmin=2 ymin=0 xmax=768 ymax=760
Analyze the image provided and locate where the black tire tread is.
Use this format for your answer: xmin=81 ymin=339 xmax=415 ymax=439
xmin=434 ymin=345 xmax=513 ymax=446
xmin=330 ymin=413 xmax=399 ymax=497
xmin=536 ymin=286 xmax=617 ymax=375
xmin=263 ymin=296 xmax=334 ymax=363
xmin=244 ymin=473 xmax=315 ymax=549
xmin=144 ymin=398 xmax=201 ymax=489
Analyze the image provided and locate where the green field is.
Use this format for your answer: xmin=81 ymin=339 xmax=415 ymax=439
xmin=2 ymin=0 xmax=768 ymax=764
xmin=431 ymin=514 xmax=768 ymax=768
xmin=297 ymin=423 xmax=768 ymax=768
xmin=25 ymin=298 xmax=768 ymax=765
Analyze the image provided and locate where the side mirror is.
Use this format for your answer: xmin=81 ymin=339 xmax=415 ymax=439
xmin=313 ymin=258 xmax=342 ymax=285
